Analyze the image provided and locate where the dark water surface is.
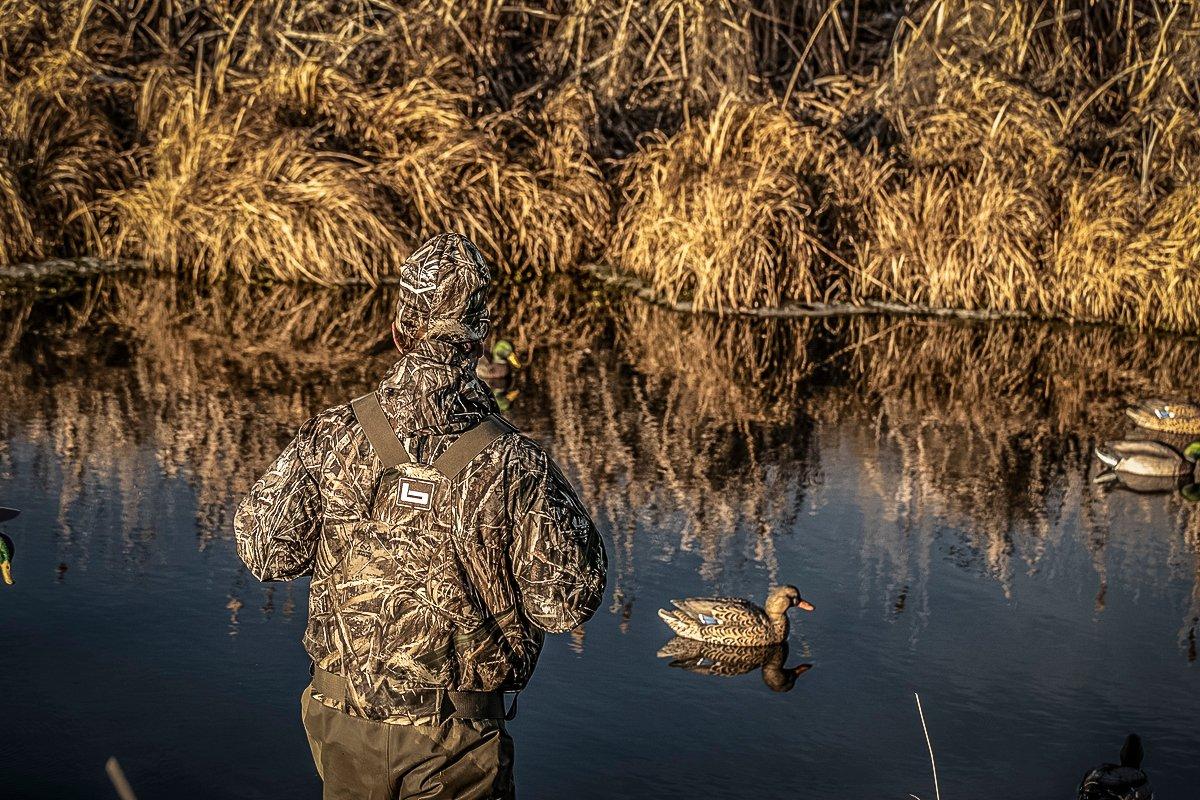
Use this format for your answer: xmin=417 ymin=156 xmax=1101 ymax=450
xmin=2 ymin=277 xmax=1199 ymax=798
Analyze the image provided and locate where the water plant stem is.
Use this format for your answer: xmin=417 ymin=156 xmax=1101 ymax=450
xmin=915 ymin=692 xmax=942 ymax=800
xmin=105 ymin=757 xmax=139 ymax=800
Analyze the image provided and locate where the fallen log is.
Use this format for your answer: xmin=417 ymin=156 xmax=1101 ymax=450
xmin=0 ymin=257 xmax=147 ymax=285
xmin=582 ymin=263 xmax=1033 ymax=322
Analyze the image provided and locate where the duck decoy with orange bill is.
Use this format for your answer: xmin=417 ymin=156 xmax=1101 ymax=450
xmin=657 ymin=585 xmax=813 ymax=646
xmin=1126 ymin=399 xmax=1200 ymax=434
xmin=1078 ymin=733 xmax=1151 ymax=800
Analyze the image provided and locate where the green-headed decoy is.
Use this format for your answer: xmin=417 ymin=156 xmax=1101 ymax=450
xmin=0 ymin=533 xmax=14 ymax=586
xmin=657 ymin=585 xmax=814 ymax=646
xmin=476 ymin=339 xmax=521 ymax=384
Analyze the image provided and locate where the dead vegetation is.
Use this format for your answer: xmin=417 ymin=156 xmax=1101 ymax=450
xmin=2 ymin=1 xmax=1200 ymax=329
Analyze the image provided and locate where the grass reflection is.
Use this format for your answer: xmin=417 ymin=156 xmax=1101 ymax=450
xmin=4 ymin=277 xmax=1200 ymax=658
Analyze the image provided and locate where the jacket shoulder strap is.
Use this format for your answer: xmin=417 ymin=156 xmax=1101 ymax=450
xmin=351 ymin=392 xmax=410 ymax=468
xmin=432 ymin=415 xmax=517 ymax=480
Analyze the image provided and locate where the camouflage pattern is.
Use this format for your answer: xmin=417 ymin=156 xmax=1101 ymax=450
xmin=392 ymin=233 xmax=492 ymax=342
xmin=235 ymin=233 xmax=607 ymax=725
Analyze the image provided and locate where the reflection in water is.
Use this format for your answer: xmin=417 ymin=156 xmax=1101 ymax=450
xmin=5 ymin=275 xmax=1200 ymax=657
xmin=5 ymin=275 xmax=1200 ymax=794
xmin=657 ymin=638 xmax=812 ymax=693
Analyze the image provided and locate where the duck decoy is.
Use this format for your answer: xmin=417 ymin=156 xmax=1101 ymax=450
xmin=0 ymin=508 xmax=15 ymax=586
xmin=476 ymin=339 xmax=521 ymax=386
xmin=0 ymin=533 xmax=14 ymax=586
xmin=1127 ymin=399 xmax=1200 ymax=435
xmin=657 ymin=585 xmax=814 ymax=646
xmin=657 ymin=637 xmax=812 ymax=692
xmin=1078 ymin=733 xmax=1152 ymax=800
xmin=1092 ymin=471 xmax=1188 ymax=494
xmin=1093 ymin=440 xmax=1200 ymax=478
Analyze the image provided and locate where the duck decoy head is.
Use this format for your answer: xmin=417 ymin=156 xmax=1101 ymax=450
xmin=1120 ymin=734 xmax=1143 ymax=770
xmin=767 ymin=585 xmax=815 ymax=614
xmin=760 ymin=643 xmax=813 ymax=692
xmin=493 ymin=339 xmax=521 ymax=368
xmin=1185 ymin=441 xmax=1200 ymax=463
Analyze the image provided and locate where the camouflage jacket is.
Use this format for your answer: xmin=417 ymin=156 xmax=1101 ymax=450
xmin=234 ymin=338 xmax=607 ymax=723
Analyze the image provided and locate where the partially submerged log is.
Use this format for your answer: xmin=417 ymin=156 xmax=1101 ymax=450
xmin=584 ymin=263 xmax=1037 ymax=322
xmin=0 ymin=258 xmax=146 ymax=286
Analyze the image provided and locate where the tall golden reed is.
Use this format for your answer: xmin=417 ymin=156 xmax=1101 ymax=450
xmin=2 ymin=1 xmax=1200 ymax=331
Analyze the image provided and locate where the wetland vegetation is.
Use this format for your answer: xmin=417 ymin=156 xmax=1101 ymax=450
xmin=3 ymin=1 xmax=1200 ymax=329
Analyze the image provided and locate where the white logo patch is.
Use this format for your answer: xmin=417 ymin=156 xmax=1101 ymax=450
xmin=398 ymin=479 xmax=435 ymax=509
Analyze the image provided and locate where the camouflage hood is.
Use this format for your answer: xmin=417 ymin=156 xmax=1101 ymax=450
xmin=393 ymin=233 xmax=491 ymax=343
xmin=383 ymin=232 xmax=499 ymax=437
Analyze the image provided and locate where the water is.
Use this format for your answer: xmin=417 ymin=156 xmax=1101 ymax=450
xmin=2 ymin=276 xmax=1199 ymax=798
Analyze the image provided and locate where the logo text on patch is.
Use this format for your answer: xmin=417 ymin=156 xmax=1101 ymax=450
xmin=397 ymin=479 xmax=435 ymax=509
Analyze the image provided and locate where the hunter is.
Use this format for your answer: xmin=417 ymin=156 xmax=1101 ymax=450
xmin=234 ymin=233 xmax=607 ymax=799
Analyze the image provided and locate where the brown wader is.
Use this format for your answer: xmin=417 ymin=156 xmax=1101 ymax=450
xmin=301 ymin=679 xmax=515 ymax=800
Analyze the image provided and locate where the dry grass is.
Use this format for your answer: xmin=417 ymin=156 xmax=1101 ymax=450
xmin=3 ymin=1 xmax=1200 ymax=331
xmin=841 ymin=0 xmax=1200 ymax=329
xmin=373 ymin=81 xmax=611 ymax=277
xmin=614 ymin=94 xmax=853 ymax=310
xmin=1049 ymin=169 xmax=1143 ymax=324
xmin=541 ymin=0 xmax=759 ymax=129
xmin=108 ymin=69 xmax=409 ymax=284
xmin=0 ymin=41 xmax=126 ymax=264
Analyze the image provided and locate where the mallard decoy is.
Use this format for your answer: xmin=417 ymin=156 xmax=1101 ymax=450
xmin=1078 ymin=733 xmax=1152 ymax=800
xmin=0 ymin=508 xmax=16 ymax=586
xmin=1127 ymin=399 xmax=1200 ymax=434
xmin=1094 ymin=440 xmax=1200 ymax=478
xmin=657 ymin=637 xmax=812 ymax=692
xmin=476 ymin=340 xmax=521 ymax=385
xmin=0 ymin=532 xmax=14 ymax=586
xmin=657 ymin=585 xmax=814 ymax=646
